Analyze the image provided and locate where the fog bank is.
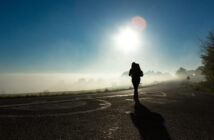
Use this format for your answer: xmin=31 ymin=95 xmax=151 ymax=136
xmin=0 ymin=72 xmax=175 ymax=94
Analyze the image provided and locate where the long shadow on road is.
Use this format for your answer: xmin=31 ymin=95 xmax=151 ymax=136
xmin=130 ymin=100 xmax=171 ymax=140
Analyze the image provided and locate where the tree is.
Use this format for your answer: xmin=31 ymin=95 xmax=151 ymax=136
xmin=201 ymin=32 xmax=214 ymax=83
xmin=176 ymin=67 xmax=187 ymax=76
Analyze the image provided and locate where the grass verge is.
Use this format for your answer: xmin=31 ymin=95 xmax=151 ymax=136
xmin=181 ymin=81 xmax=214 ymax=93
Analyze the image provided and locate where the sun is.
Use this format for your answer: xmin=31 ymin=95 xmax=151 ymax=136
xmin=114 ymin=27 xmax=140 ymax=53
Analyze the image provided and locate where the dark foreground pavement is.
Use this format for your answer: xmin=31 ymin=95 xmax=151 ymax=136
xmin=0 ymin=82 xmax=214 ymax=140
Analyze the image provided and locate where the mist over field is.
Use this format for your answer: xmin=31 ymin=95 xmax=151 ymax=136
xmin=0 ymin=72 xmax=175 ymax=94
xmin=0 ymin=66 xmax=206 ymax=94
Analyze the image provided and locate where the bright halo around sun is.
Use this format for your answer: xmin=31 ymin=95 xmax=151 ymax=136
xmin=114 ymin=27 xmax=141 ymax=53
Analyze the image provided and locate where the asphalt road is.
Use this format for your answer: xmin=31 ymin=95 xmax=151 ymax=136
xmin=0 ymin=82 xmax=214 ymax=140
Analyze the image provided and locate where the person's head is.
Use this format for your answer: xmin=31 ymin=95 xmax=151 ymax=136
xmin=136 ymin=64 xmax=140 ymax=70
xmin=131 ymin=62 xmax=136 ymax=69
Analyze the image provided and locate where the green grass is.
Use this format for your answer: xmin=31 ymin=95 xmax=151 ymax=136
xmin=181 ymin=81 xmax=214 ymax=93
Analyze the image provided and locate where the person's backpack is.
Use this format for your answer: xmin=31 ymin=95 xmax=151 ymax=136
xmin=140 ymin=70 xmax=144 ymax=77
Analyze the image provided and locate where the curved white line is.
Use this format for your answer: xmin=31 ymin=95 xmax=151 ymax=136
xmin=97 ymin=91 xmax=167 ymax=99
xmin=161 ymin=92 xmax=167 ymax=97
xmin=0 ymin=99 xmax=79 ymax=108
xmin=0 ymin=99 xmax=111 ymax=118
xmin=142 ymin=91 xmax=167 ymax=97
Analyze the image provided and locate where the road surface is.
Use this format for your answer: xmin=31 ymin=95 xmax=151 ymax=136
xmin=0 ymin=82 xmax=214 ymax=140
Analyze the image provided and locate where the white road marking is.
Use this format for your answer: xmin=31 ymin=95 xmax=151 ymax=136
xmin=143 ymin=91 xmax=167 ymax=97
xmin=124 ymin=111 xmax=131 ymax=114
xmin=107 ymin=126 xmax=119 ymax=138
xmin=0 ymin=99 xmax=79 ymax=108
xmin=0 ymin=99 xmax=111 ymax=118
xmin=140 ymin=97 xmax=177 ymax=104
xmin=125 ymin=91 xmax=174 ymax=104
xmin=0 ymin=90 xmax=167 ymax=117
xmin=97 ymin=94 xmax=133 ymax=99
xmin=98 ymin=91 xmax=167 ymax=99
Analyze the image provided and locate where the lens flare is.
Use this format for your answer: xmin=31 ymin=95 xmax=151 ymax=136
xmin=132 ymin=16 xmax=146 ymax=30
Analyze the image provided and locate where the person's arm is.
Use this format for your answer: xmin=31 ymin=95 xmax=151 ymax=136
xmin=129 ymin=69 xmax=132 ymax=76
xmin=140 ymin=70 xmax=144 ymax=77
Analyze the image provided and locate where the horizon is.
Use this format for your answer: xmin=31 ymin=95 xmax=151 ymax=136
xmin=0 ymin=0 xmax=213 ymax=93
xmin=1 ymin=1 xmax=214 ymax=139
xmin=0 ymin=67 xmax=202 ymax=94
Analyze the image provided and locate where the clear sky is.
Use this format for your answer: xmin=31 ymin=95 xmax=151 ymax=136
xmin=1 ymin=0 xmax=214 ymax=73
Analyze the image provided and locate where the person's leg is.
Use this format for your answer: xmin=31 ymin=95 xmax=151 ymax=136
xmin=132 ymin=80 xmax=138 ymax=101
xmin=132 ymin=80 xmax=136 ymax=98
xmin=135 ymin=82 xmax=139 ymax=98
xmin=132 ymin=78 xmax=140 ymax=101
xmin=134 ymin=78 xmax=140 ymax=100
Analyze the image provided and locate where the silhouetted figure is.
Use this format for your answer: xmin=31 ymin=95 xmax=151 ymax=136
xmin=130 ymin=100 xmax=171 ymax=140
xmin=129 ymin=62 xmax=143 ymax=101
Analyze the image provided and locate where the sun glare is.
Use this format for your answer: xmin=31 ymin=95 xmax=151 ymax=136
xmin=114 ymin=27 xmax=140 ymax=53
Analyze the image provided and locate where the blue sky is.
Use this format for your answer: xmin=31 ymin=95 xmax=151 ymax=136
xmin=0 ymin=0 xmax=214 ymax=73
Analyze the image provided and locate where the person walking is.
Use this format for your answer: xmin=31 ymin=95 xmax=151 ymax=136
xmin=129 ymin=62 xmax=143 ymax=101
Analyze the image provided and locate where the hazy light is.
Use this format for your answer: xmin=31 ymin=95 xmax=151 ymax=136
xmin=114 ymin=27 xmax=141 ymax=53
